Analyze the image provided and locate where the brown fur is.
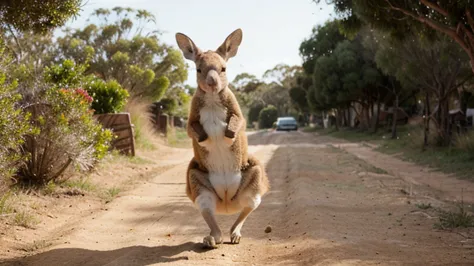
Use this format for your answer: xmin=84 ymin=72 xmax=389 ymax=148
xmin=176 ymin=29 xmax=269 ymax=247
xmin=176 ymin=29 xmax=269 ymax=202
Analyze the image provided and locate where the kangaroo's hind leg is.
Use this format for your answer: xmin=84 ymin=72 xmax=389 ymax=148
xmin=230 ymin=156 xmax=267 ymax=244
xmin=187 ymin=160 xmax=223 ymax=249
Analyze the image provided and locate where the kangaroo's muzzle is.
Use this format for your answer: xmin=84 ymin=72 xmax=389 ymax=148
xmin=206 ymin=69 xmax=221 ymax=91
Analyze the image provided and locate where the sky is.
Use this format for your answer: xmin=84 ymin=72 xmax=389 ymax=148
xmin=64 ymin=0 xmax=334 ymax=86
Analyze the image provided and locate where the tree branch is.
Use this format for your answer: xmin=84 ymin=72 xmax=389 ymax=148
xmin=419 ymin=0 xmax=449 ymax=17
xmin=385 ymin=0 xmax=471 ymax=54
xmin=6 ymin=24 xmax=22 ymax=61
xmin=466 ymin=9 xmax=474 ymax=33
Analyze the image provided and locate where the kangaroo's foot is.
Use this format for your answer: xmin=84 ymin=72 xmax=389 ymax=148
xmin=230 ymin=230 xmax=241 ymax=244
xmin=203 ymin=230 xmax=223 ymax=249
xmin=196 ymin=190 xmax=222 ymax=249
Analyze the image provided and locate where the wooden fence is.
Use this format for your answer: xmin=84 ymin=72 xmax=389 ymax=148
xmin=94 ymin=113 xmax=135 ymax=156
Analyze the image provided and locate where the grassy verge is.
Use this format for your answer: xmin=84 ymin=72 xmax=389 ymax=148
xmin=307 ymin=125 xmax=474 ymax=180
xmin=167 ymin=127 xmax=191 ymax=148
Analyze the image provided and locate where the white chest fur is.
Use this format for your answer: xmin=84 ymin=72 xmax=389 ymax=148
xmin=199 ymin=93 xmax=241 ymax=201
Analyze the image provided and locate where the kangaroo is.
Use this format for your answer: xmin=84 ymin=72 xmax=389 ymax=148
xmin=175 ymin=29 xmax=269 ymax=249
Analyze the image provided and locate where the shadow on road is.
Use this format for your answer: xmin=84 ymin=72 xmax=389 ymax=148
xmin=1 ymin=242 xmax=208 ymax=266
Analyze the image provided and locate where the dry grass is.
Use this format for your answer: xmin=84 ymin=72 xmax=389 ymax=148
xmin=125 ymin=100 xmax=163 ymax=150
xmin=101 ymin=187 xmax=121 ymax=203
xmin=21 ymin=240 xmax=52 ymax=252
xmin=13 ymin=209 xmax=39 ymax=228
xmin=0 ymin=190 xmax=13 ymax=215
xmin=435 ymin=202 xmax=474 ymax=229
xmin=166 ymin=127 xmax=191 ymax=148
xmin=455 ymin=130 xmax=474 ymax=159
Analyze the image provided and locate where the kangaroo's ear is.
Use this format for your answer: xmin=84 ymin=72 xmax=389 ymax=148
xmin=216 ymin=28 xmax=243 ymax=61
xmin=176 ymin=33 xmax=201 ymax=62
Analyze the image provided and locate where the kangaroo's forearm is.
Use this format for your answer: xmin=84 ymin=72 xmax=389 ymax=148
xmin=225 ymin=114 xmax=244 ymax=138
xmin=188 ymin=120 xmax=208 ymax=142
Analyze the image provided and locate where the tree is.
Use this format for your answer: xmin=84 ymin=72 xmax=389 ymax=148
xmin=258 ymin=105 xmax=278 ymax=129
xmin=310 ymin=36 xmax=388 ymax=130
xmin=56 ymin=7 xmax=187 ymax=105
xmin=230 ymin=72 xmax=262 ymax=93
xmin=289 ymin=86 xmax=309 ymax=113
xmin=300 ymin=20 xmax=346 ymax=74
xmin=0 ymin=0 xmax=81 ymax=33
xmin=248 ymin=103 xmax=265 ymax=125
xmin=232 ymin=66 xmax=304 ymax=124
xmin=262 ymin=64 xmax=303 ymax=89
xmin=317 ymin=0 xmax=474 ymax=74
xmin=374 ymin=34 xmax=472 ymax=145
xmin=299 ymin=20 xmax=347 ymax=124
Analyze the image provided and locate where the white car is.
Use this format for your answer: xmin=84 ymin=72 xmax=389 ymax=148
xmin=276 ymin=117 xmax=298 ymax=131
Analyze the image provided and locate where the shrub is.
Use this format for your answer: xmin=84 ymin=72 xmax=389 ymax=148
xmin=248 ymin=102 xmax=264 ymax=124
xmin=455 ymin=130 xmax=474 ymax=159
xmin=84 ymin=78 xmax=129 ymax=114
xmin=17 ymin=87 xmax=112 ymax=185
xmin=44 ymin=59 xmax=86 ymax=87
xmin=0 ymin=72 xmax=32 ymax=183
xmin=45 ymin=59 xmax=129 ymax=114
xmin=126 ymin=100 xmax=157 ymax=150
xmin=258 ymin=105 xmax=278 ymax=129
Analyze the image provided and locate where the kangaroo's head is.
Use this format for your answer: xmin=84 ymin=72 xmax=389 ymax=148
xmin=176 ymin=29 xmax=243 ymax=94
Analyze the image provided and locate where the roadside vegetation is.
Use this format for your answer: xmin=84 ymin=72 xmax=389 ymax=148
xmin=0 ymin=2 xmax=189 ymax=233
xmin=1 ymin=0 xmax=473 ymax=243
xmin=290 ymin=1 xmax=474 ymax=184
xmin=309 ymin=125 xmax=474 ymax=180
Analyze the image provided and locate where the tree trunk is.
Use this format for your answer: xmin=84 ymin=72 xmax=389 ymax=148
xmin=342 ymin=108 xmax=348 ymax=127
xmin=364 ymin=105 xmax=371 ymax=130
xmin=391 ymin=94 xmax=399 ymax=139
xmin=423 ymin=92 xmax=431 ymax=149
xmin=334 ymin=110 xmax=339 ymax=131
xmin=438 ymin=98 xmax=450 ymax=146
xmin=347 ymin=107 xmax=352 ymax=128
xmin=369 ymin=102 xmax=373 ymax=120
xmin=322 ymin=111 xmax=326 ymax=129
xmin=471 ymin=57 xmax=474 ymax=76
xmin=372 ymin=99 xmax=381 ymax=133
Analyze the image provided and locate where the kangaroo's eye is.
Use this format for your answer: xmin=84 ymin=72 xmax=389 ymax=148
xmin=221 ymin=67 xmax=226 ymax=72
xmin=197 ymin=69 xmax=201 ymax=73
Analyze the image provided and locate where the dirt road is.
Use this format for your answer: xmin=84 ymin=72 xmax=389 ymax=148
xmin=2 ymin=131 xmax=474 ymax=265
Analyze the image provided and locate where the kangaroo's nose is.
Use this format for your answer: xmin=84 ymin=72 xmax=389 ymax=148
xmin=207 ymin=76 xmax=216 ymax=86
xmin=206 ymin=70 xmax=220 ymax=88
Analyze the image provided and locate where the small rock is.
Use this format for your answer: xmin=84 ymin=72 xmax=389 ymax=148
xmin=222 ymin=254 xmax=225 ymax=257
xmin=264 ymin=226 xmax=272 ymax=233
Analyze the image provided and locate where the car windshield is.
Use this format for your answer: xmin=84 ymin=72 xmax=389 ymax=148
xmin=278 ymin=118 xmax=296 ymax=124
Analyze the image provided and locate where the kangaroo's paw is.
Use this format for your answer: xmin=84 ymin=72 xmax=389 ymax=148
xmin=223 ymin=137 xmax=234 ymax=147
xmin=230 ymin=231 xmax=242 ymax=244
xmin=203 ymin=235 xmax=218 ymax=249
xmin=198 ymin=138 xmax=212 ymax=148
xmin=203 ymin=231 xmax=223 ymax=249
